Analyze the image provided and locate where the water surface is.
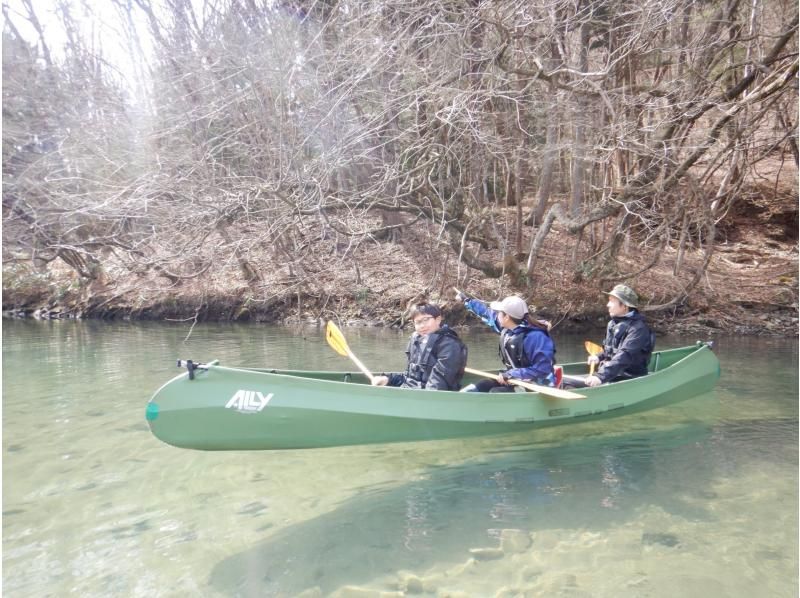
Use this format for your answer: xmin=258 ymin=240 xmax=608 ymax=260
xmin=3 ymin=320 xmax=797 ymax=597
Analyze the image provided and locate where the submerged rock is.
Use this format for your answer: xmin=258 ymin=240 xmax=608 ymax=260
xmin=641 ymin=531 xmax=681 ymax=547
xmin=468 ymin=547 xmax=504 ymax=561
xmin=396 ymin=571 xmax=424 ymax=594
xmin=446 ymin=557 xmax=478 ymax=577
xmin=331 ymin=586 xmax=402 ymax=598
xmin=499 ymin=529 xmax=532 ymax=554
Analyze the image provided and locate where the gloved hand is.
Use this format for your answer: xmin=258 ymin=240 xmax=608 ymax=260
xmin=587 ymin=355 xmax=600 ymax=366
xmin=455 ymin=289 xmax=470 ymax=303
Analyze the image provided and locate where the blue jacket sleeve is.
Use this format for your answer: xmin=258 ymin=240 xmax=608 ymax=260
xmin=505 ymin=331 xmax=555 ymax=383
xmin=464 ymin=299 xmax=502 ymax=333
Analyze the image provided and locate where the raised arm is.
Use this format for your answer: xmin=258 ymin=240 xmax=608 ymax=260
xmin=462 ymin=298 xmax=502 ymax=334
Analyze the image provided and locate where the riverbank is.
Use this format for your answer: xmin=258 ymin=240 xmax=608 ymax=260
xmin=3 ymin=221 xmax=797 ymax=338
xmin=4 ymin=302 xmax=796 ymax=338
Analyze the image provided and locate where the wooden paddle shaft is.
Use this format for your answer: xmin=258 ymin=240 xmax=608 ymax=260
xmin=346 ymin=348 xmax=375 ymax=382
xmin=464 ymin=367 xmax=585 ymax=400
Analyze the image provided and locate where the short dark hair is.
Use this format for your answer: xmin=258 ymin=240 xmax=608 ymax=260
xmin=410 ymin=303 xmax=442 ymax=319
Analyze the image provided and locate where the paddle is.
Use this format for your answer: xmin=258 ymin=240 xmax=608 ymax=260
xmin=325 ymin=321 xmax=376 ymax=383
xmin=464 ymin=367 xmax=585 ymax=400
xmin=584 ymin=340 xmax=603 ymax=375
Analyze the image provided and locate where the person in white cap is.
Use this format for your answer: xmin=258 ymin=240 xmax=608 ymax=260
xmin=564 ymin=284 xmax=655 ymax=388
xmin=455 ymin=290 xmax=556 ymax=392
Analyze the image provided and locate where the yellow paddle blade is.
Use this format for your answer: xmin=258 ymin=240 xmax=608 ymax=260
xmin=585 ymin=340 xmax=602 ymax=375
xmin=325 ymin=320 xmax=376 ymax=382
xmin=325 ymin=321 xmax=350 ymax=357
xmin=584 ymin=340 xmax=603 ymax=355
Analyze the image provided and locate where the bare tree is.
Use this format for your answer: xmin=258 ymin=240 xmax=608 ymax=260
xmin=2 ymin=0 xmax=796 ymax=316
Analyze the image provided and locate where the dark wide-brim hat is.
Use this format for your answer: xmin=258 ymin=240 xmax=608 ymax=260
xmin=605 ymin=284 xmax=639 ymax=308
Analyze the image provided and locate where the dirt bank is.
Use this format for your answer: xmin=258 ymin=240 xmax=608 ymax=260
xmin=4 ymin=212 xmax=797 ymax=338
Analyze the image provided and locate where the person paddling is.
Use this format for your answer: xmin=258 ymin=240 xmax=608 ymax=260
xmin=372 ymin=303 xmax=468 ymax=391
xmin=563 ymin=284 xmax=655 ymax=388
xmin=455 ymin=291 xmax=556 ymax=392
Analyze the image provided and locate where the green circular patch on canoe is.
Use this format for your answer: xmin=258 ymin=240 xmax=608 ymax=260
xmin=145 ymin=402 xmax=160 ymax=421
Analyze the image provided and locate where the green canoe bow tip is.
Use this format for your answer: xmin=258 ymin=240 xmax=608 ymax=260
xmin=145 ymin=402 xmax=160 ymax=421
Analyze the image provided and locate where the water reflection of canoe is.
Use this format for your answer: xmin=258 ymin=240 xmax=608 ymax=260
xmin=145 ymin=342 xmax=720 ymax=451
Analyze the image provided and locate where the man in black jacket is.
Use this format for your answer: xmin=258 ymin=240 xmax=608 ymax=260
xmin=564 ymin=284 xmax=655 ymax=388
xmin=372 ymin=303 xmax=468 ymax=391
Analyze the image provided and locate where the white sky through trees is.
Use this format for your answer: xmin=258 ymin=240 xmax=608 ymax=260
xmin=3 ymin=0 xmax=160 ymax=97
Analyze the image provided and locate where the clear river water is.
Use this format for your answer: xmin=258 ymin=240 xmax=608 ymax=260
xmin=3 ymin=319 xmax=797 ymax=597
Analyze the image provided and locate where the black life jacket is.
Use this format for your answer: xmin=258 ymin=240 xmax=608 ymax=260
xmin=498 ymin=322 xmax=553 ymax=370
xmin=404 ymin=327 xmax=467 ymax=389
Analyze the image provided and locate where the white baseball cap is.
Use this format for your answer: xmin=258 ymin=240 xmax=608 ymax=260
xmin=489 ymin=296 xmax=529 ymax=319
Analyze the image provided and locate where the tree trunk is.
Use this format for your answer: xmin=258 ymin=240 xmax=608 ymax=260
xmin=532 ymin=80 xmax=559 ymax=226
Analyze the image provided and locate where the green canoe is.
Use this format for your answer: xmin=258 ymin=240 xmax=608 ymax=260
xmin=146 ymin=342 xmax=720 ymax=451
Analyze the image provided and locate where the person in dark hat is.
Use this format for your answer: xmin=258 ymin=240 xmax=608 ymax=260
xmin=564 ymin=284 xmax=655 ymax=388
xmin=455 ymin=291 xmax=556 ymax=392
xmin=372 ymin=303 xmax=468 ymax=391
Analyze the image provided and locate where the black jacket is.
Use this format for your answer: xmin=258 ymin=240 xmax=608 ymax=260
xmin=597 ymin=311 xmax=655 ymax=383
xmin=387 ymin=326 xmax=467 ymax=391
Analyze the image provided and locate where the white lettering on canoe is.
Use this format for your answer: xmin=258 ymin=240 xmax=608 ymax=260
xmin=226 ymin=390 xmax=274 ymax=412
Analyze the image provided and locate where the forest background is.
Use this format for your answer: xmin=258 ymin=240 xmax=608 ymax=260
xmin=2 ymin=0 xmax=797 ymax=337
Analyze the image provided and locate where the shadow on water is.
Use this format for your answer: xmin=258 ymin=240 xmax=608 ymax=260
xmin=207 ymin=419 xmax=794 ymax=597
